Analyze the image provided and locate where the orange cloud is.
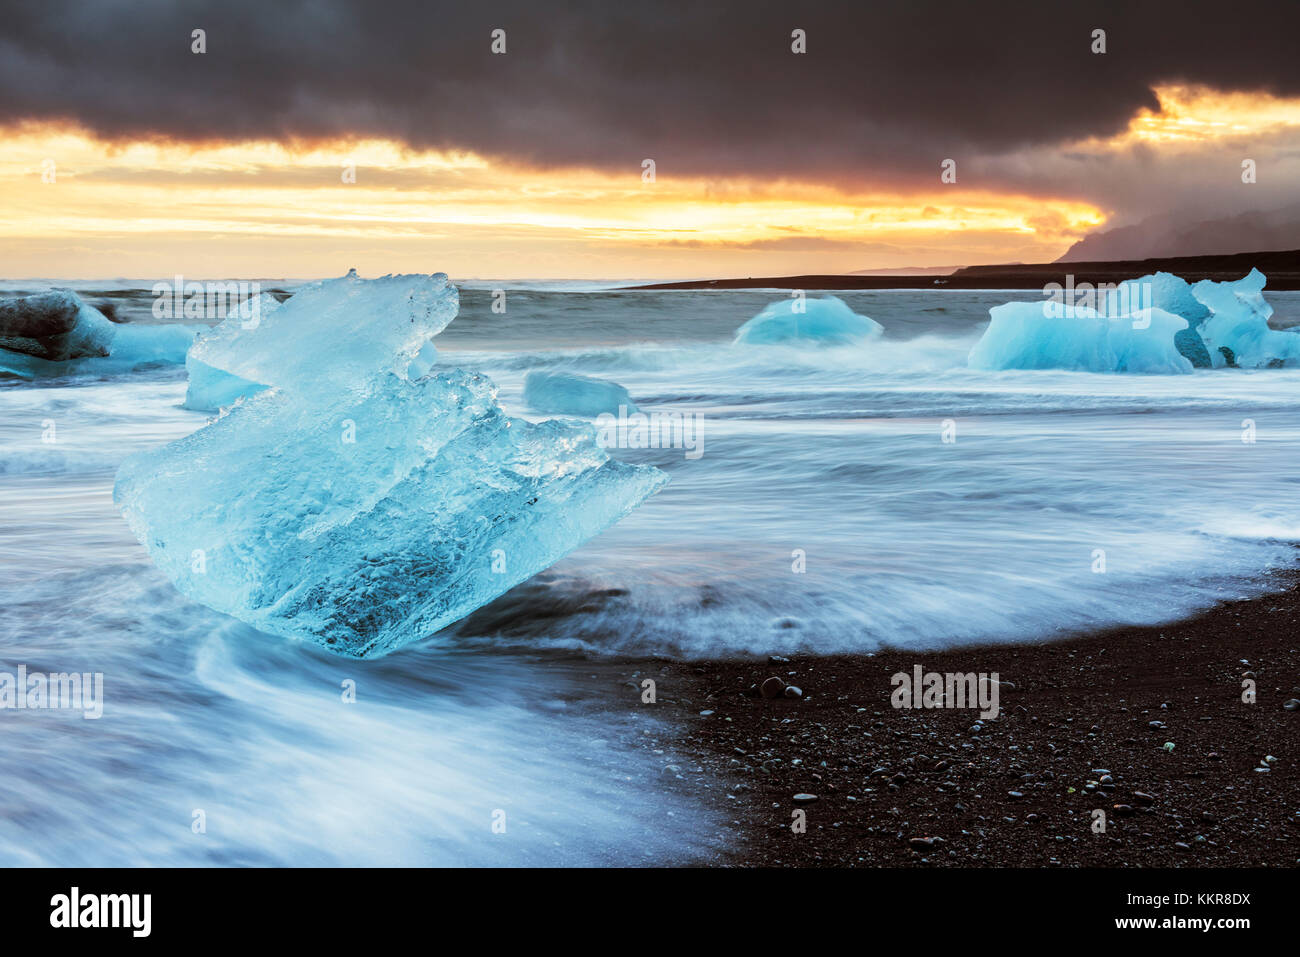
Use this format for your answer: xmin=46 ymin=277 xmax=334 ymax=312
xmin=0 ymin=124 xmax=1108 ymax=278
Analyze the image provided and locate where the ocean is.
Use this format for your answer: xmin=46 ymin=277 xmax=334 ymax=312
xmin=2 ymin=281 xmax=1299 ymax=864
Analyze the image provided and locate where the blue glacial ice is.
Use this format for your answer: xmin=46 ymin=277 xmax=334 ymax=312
xmin=116 ymin=272 xmax=667 ymax=658
xmin=968 ymin=301 xmax=1194 ymax=374
xmin=1103 ymin=271 xmax=1213 ymax=367
xmin=970 ymin=269 xmax=1300 ymax=374
xmin=184 ymin=293 xmax=284 ymax=410
xmin=734 ymin=295 xmax=883 ymax=345
xmin=184 ymin=276 xmax=460 ymax=412
xmin=1191 ymin=269 xmax=1300 ymax=368
xmin=524 ymin=370 xmax=639 ymax=416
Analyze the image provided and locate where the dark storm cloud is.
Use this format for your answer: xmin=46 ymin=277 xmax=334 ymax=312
xmin=2 ymin=0 xmax=1298 ymax=187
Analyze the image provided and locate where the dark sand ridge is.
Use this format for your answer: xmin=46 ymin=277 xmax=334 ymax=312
xmin=626 ymin=248 xmax=1300 ymax=291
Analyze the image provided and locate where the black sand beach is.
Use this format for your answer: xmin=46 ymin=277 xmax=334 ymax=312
xmin=633 ymin=571 xmax=1300 ymax=867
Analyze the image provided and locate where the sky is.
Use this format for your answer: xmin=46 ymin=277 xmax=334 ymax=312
xmin=2 ymin=0 xmax=1299 ymax=280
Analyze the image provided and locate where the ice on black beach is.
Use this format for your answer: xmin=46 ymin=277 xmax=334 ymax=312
xmin=115 ymin=271 xmax=667 ymax=658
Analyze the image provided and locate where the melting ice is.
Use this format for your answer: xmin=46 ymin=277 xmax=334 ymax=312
xmin=115 ymin=272 xmax=667 ymax=658
xmin=734 ymin=295 xmax=883 ymax=345
xmin=971 ymin=268 xmax=1300 ymax=373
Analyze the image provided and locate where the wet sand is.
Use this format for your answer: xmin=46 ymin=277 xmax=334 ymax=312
xmin=633 ymin=571 xmax=1299 ymax=866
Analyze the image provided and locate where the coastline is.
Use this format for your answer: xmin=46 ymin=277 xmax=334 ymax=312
xmin=638 ymin=571 xmax=1299 ymax=867
xmin=622 ymin=247 xmax=1300 ymax=291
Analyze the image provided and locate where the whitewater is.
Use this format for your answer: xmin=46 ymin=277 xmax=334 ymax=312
xmin=2 ymin=281 xmax=1299 ymax=865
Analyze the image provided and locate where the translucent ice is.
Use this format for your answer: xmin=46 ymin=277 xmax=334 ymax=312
xmin=968 ymin=301 xmax=1193 ymax=374
xmin=1103 ymin=271 xmax=1212 ymax=367
xmin=184 ymin=293 xmax=283 ymax=410
xmin=1099 ymin=269 xmax=1300 ymax=369
xmin=117 ymin=272 xmax=666 ymax=658
xmin=734 ymin=296 xmax=883 ymax=345
xmin=1190 ymin=269 xmax=1300 ymax=368
xmin=110 ymin=324 xmax=198 ymax=365
xmin=524 ymin=370 xmax=639 ymax=416
xmin=183 ymin=275 xmax=454 ymax=411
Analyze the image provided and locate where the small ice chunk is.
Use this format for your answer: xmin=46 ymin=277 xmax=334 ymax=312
xmin=524 ymin=371 xmax=639 ymax=416
xmin=734 ymin=296 xmax=883 ymax=345
xmin=1190 ymin=269 xmax=1300 ymax=368
xmin=0 ymin=291 xmax=116 ymax=360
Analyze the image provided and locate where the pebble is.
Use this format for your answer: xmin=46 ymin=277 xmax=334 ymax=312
xmin=783 ymin=685 xmax=804 ymax=700
xmin=1007 ymin=790 xmax=1024 ymax=800
xmin=760 ymin=676 xmax=786 ymax=699
xmin=792 ymin=793 xmax=818 ymax=804
xmin=1133 ymin=791 xmax=1156 ymax=805
xmin=1283 ymin=698 xmax=1300 ymax=711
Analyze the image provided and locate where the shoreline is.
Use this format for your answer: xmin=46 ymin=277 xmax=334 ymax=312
xmin=622 ymin=248 xmax=1300 ymax=291
xmin=637 ymin=573 xmax=1299 ymax=867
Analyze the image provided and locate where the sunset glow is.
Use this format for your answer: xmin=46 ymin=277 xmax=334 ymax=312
xmin=0 ymin=125 xmax=1109 ymax=279
xmin=0 ymin=80 xmax=1293 ymax=279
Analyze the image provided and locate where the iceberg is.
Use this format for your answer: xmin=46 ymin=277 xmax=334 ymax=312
xmin=968 ymin=301 xmax=1193 ymax=374
xmin=116 ymin=272 xmax=666 ymax=658
xmin=1190 ymin=269 xmax=1300 ymax=368
xmin=1098 ymin=268 xmax=1300 ymax=369
xmin=524 ymin=370 xmax=639 ymax=416
xmin=734 ymin=296 xmax=883 ymax=345
xmin=1103 ymin=271 xmax=1213 ymax=367
xmin=0 ymin=291 xmax=116 ymax=361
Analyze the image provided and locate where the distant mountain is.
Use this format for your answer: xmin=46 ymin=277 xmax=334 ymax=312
xmin=1059 ymin=204 xmax=1300 ymax=263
